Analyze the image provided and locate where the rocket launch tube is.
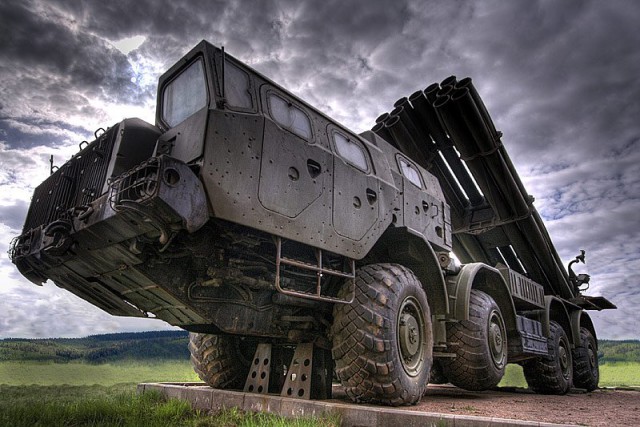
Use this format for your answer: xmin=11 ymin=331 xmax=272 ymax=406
xmin=372 ymin=77 xmax=574 ymax=298
xmin=384 ymin=102 xmax=471 ymax=221
xmin=424 ymin=83 xmax=440 ymax=103
xmin=375 ymin=112 xmax=390 ymax=124
xmin=435 ymin=90 xmax=530 ymax=219
xmin=449 ymin=88 xmax=530 ymax=217
xmin=396 ymin=92 xmax=481 ymax=218
xmin=384 ymin=113 xmax=431 ymax=168
xmin=441 ymin=75 xmax=457 ymax=88
xmin=454 ymin=78 xmax=531 ymax=201
xmin=448 ymin=85 xmax=572 ymax=295
xmin=434 ymin=94 xmax=513 ymax=220
xmin=437 ymin=85 xmax=572 ymax=297
xmin=455 ymin=77 xmax=498 ymax=140
xmin=371 ymin=121 xmax=394 ymax=146
xmin=408 ymin=90 xmax=485 ymax=207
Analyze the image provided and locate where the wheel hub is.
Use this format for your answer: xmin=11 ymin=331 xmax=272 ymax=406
xmin=588 ymin=346 xmax=596 ymax=368
xmin=488 ymin=311 xmax=506 ymax=369
xmin=559 ymin=344 xmax=570 ymax=377
xmin=397 ymin=296 xmax=427 ymax=376
xmin=399 ymin=313 xmax=420 ymax=357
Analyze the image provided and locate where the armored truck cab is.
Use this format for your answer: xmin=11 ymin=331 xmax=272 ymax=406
xmin=11 ymin=40 xmax=614 ymax=405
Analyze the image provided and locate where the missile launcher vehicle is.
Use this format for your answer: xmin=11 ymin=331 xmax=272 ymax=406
xmin=10 ymin=40 xmax=615 ymax=405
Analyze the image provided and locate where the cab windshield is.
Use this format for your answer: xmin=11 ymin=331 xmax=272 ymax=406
xmin=162 ymin=58 xmax=207 ymax=127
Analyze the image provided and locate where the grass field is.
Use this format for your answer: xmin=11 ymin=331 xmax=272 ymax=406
xmin=0 ymin=361 xmax=339 ymax=426
xmin=597 ymin=362 xmax=640 ymax=387
xmin=1 ymin=358 xmax=637 ymax=426
xmin=3 ymin=359 xmax=638 ymax=388
xmin=0 ymin=360 xmax=200 ymax=386
xmin=0 ymin=385 xmax=338 ymax=427
xmin=498 ymin=361 xmax=640 ymax=388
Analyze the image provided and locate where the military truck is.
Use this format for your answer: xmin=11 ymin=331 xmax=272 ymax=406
xmin=10 ymin=40 xmax=615 ymax=406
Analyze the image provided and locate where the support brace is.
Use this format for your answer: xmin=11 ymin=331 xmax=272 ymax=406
xmin=242 ymin=342 xmax=333 ymax=400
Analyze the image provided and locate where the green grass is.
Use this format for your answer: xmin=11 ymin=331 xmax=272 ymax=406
xmin=599 ymin=362 xmax=640 ymax=387
xmin=0 ymin=385 xmax=193 ymax=427
xmin=498 ymin=364 xmax=528 ymax=388
xmin=498 ymin=361 xmax=640 ymax=388
xmin=1 ymin=359 xmax=637 ymax=426
xmin=0 ymin=360 xmax=200 ymax=386
xmin=0 ymin=363 xmax=339 ymax=426
xmin=0 ymin=385 xmax=339 ymax=427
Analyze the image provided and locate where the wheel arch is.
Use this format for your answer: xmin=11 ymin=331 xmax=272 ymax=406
xmin=363 ymin=226 xmax=449 ymax=317
xmin=448 ymin=263 xmax=518 ymax=343
xmin=544 ymin=296 xmax=575 ymax=346
xmin=571 ymin=310 xmax=597 ymax=349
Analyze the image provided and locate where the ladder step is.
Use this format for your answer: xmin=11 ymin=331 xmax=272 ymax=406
xmin=280 ymin=256 xmax=355 ymax=279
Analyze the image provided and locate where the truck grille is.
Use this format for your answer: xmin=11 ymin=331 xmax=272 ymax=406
xmin=21 ymin=126 xmax=119 ymax=233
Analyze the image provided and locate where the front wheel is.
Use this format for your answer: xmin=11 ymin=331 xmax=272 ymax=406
xmin=522 ymin=321 xmax=573 ymax=394
xmin=331 ymin=263 xmax=433 ymax=406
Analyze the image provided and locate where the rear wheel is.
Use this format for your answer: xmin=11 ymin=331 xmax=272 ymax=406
xmin=331 ymin=263 xmax=433 ymax=406
xmin=522 ymin=321 xmax=573 ymax=394
xmin=572 ymin=327 xmax=599 ymax=391
xmin=441 ymin=289 xmax=507 ymax=391
xmin=189 ymin=333 xmax=256 ymax=389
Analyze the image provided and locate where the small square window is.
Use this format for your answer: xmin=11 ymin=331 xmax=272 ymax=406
xmin=398 ymin=157 xmax=422 ymax=188
xmin=334 ymin=133 xmax=368 ymax=171
xmin=267 ymin=93 xmax=312 ymax=139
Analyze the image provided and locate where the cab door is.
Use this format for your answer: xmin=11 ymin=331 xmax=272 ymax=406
xmin=258 ymin=89 xmax=331 ymax=218
xmin=330 ymin=127 xmax=379 ymax=241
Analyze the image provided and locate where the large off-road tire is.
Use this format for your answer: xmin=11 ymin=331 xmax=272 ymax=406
xmin=522 ymin=321 xmax=573 ymax=394
xmin=331 ymin=263 xmax=433 ymax=406
xmin=189 ymin=333 xmax=255 ymax=389
xmin=572 ymin=327 xmax=599 ymax=391
xmin=441 ymin=289 xmax=507 ymax=391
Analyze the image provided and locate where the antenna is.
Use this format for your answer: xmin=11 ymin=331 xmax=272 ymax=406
xmin=49 ymin=155 xmax=56 ymax=175
xmin=220 ymin=46 xmax=226 ymax=104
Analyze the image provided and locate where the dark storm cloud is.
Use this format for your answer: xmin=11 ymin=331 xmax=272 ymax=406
xmin=452 ymin=1 xmax=640 ymax=167
xmin=0 ymin=0 xmax=149 ymax=152
xmin=0 ymin=1 xmax=138 ymax=99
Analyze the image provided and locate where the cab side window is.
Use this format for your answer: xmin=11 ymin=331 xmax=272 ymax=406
xmin=333 ymin=132 xmax=369 ymax=172
xmin=224 ymin=59 xmax=253 ymax=109
xmin=398 ymin=156 xmax=423 ymax=188
xmin=267 ymin=93 xmax=312 ymax=139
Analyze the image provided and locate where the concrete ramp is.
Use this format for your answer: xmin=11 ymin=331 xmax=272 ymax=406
xmin=138 ymin=382 xmax=571 ymax=426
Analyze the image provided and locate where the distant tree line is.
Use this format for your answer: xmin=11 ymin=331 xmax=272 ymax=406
xmin=0 ymin=330 xmax=190 ymax=363
xmin=598 ymin=340 xmax=640 ymax=364
xmin=2 ymin=332 xmax=638 ymax=364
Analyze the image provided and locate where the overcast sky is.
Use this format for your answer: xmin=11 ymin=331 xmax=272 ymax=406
xmin=0 ymin=0 xmax=638 ymax=340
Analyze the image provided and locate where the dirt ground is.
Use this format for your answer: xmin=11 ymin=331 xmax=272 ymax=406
xmin=332 ymin=385 xmax=640 ymax=426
